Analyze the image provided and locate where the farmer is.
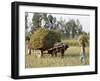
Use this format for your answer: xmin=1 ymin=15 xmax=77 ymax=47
xmin=80 ymin=41 xmax=86 ymax=65
xmin=78 ymin=33 xmax=88 ymax=65
xmin=28 ymin=42 xmax=32 ymax=55
xmin=26 ymin=36 xmax=32 ymax=55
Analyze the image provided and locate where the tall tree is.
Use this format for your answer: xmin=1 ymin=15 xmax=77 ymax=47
xmin=76 ymin=19 xmax=83 ymax=35
xmin=57 ymin=17 xmax=67 ymax=39
xmin=32 ymin=13 xmax=42 ymax=30
xmin=52 ymin=17 xmax=57 ymax=29
xmin=48 ymin=14 xmax=54 ymax=30
xmin=41 ymin=13 xmax=49 ymax=28
xmin=25 ymin=12 xmax=28 ymax=29
xmin=25 ymin=12 xmax=30 ymax=37
xmin=66 ymin=19 xmax=77 ymax=38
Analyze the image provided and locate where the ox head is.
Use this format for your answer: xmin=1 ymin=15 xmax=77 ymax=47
xmin=48 ymin=48 xmax=54 ymax=54
xmin=64 ymin=44 xmax=69 ymax=50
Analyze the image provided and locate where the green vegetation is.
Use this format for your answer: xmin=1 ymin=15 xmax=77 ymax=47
xmin=62 ymin=37 xmax=89 ymax=46
xmin=25 ymin=13 xmax=90 ymax=68
xmin=26 ymin=38 xmax=89 ymax=68
xmin=62 ymin=39 xmax=79 ymax=46
xmin=30 ymin=28 xmax=61 ymax=49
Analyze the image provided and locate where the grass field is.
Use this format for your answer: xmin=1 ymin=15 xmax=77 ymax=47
xmin=62 ymin=39 xmax=79 ymax=46
xmin=62 ymin=39 xmax=89 ymax=46
xmin=25 ymin=46 xmax=89 ymax=68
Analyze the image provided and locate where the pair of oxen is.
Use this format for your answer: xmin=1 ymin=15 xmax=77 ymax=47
xmin=36 ymin=42 xmax=69 ymax=57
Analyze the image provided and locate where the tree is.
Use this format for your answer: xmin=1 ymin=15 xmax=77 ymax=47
xmin=25 ymin=12 xmax=28 ymax=29
xmin=76 ymin=19 xmax=83 ymax=36
xmin=47 ymin=14 xmax=54 ymax=30
xmin=32 ymin=13 xmax=58 ymax=31
xmin=52 ymin=17 xmax=57 ymax=29
xmin=25 ymin=12 xmax=29 ymax=37
xmin=48 ymin=15 xmax=53 ymax=23
xmin=30 ymin=28 xmax=61 ymax=50
xmin=25 ymin=12 xmax=33 ymax=38
xmin=41 ymin=13 xmax=49 ymax=28
xmin=65 ymin=19 xmax=77 ymax=38
xmin=32 ymin=13 xmax=42 ymax=30
xmin=57 ymin=17 xmax=67 ymax=39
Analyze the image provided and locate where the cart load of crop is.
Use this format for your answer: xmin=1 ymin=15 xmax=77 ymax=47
xmin=30 ymin=28 xmax=61 ymax=51
xmin=78 ymin=33 xmax=89 ymax=46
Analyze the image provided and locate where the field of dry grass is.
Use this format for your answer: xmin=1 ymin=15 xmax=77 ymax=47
xmin=25 ymin=46 xmax=89 ymax=68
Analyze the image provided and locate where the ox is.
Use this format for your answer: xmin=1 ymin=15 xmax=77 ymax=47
xmin=37 ymin=42 xmax=69 ymax=57
xmin=48 ymin=42 xmax=69 ymax=57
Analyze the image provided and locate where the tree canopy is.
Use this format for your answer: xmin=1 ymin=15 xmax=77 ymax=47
xmin=25 ymin=13 xmax=86 ymax=39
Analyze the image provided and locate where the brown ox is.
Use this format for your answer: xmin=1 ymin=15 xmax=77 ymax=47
xmin=37 ymin=42 xmax=69 ymax=57
xmin=48 ymin=43 xmax=69 ymax=57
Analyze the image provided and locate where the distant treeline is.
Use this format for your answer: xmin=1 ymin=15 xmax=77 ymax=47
xmin=25 ymin=12 xmax=89 ymax=39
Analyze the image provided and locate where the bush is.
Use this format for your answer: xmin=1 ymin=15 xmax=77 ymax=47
xmin=30 ymin=28 xmax=61 ymax=50
xmin=25 ymin=36 xmax=30 ymax=41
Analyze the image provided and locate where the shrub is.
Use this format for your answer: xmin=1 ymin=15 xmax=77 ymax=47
xmin=25 ymin=36 xmax=30 ymax=41
xmin=30 ymin=28 xmax=61 ymax=50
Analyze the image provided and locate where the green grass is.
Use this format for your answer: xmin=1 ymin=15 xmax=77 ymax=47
xmin=25 ymin=46 xmax=89 ymax=68
xmin=62 ymin=39 xmax=79 ymax=46
xmin=62 ymin=39 xmax=89 ymax=46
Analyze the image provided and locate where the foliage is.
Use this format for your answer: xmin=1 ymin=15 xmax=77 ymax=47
xmin=25 ymin=36 xmax=30 ymax=41
xmin=25 ymin=12 xmax=28 ymax=29
xmin=30 ymin=28 xmax=61 ymax=49
xmin=32 ymin=13 xmax=42 ymax=29
xmin=30 ymin=13 xmax=84 ymax=39
xmin=48 ymin=15 xmax=53 ymax=23
xmin=43 ymin=30 xmax=61 ymax=49
xmin=57 ymin=18 xmax=83 ymax=39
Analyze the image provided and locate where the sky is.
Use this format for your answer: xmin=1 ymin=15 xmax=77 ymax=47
xmin=27 ymin=12 xmax=90 ymax=33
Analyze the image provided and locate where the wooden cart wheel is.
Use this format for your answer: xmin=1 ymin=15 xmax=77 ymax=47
xmin=34 ymin=50 xmax=41 ymax=58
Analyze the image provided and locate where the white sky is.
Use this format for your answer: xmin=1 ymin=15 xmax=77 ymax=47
xmin=27 ymin=13 xmax=90 ymax=33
